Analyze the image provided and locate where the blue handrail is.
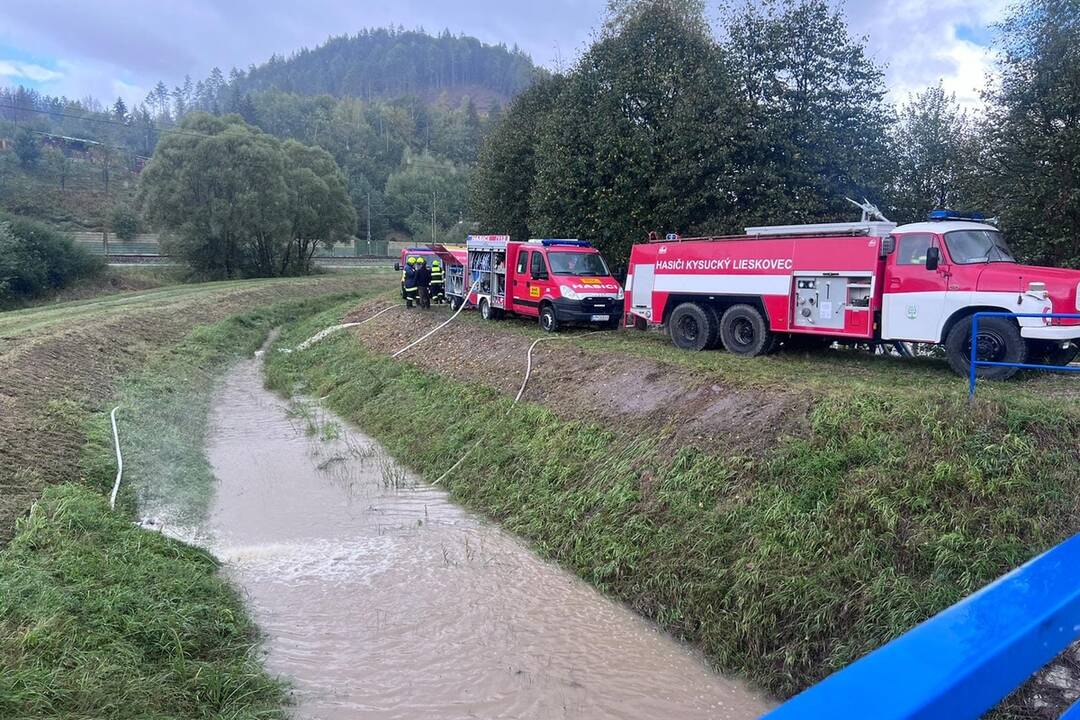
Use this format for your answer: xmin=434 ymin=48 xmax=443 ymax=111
xmin=761 ymin=533 xmax=1080 ymax=720
xmin=969 ymin=312 xmax=1080 ymax=399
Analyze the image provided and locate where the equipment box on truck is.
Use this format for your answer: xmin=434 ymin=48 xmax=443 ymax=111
xmin=625 ymin=209 xmax=1080 ymax=378
xmin=446 ymin=235 xmax=624 ymax=331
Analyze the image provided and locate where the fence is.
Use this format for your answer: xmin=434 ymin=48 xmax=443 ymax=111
xmin=762 ymin=532 xmax=1080 ymax=719
xmin=968 ymin=312 xmax=1080 ymax=399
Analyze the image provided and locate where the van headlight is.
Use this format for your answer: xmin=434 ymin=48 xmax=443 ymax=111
xmin=616 ymin=287 xmax=625 ymax=300
xmin=559 ymin=285 xmax=583 ymax=300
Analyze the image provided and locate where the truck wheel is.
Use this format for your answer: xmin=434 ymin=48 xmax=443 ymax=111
xmin=944 ymin=316 xmax=1027 ymax=380
xmin=702 ymin=304 xmax=723 ymax=349
xmin=668 ymin=302 xmax=712 ymax=351
xmin=480 ymin=298 xmax=498 ymax=321
xmin=720 ymin=304 xmax=773 ymax=356
xmin=449 ymin=296 xmax=463 ymax=311
xmin=539 ymin=304 xmax=559 ymax=332
xmin=604 ymin=315 xmax=622 ymax=331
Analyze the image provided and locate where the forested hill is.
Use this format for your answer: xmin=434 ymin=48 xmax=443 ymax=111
xmin=236 ymin=29 xmax=539 ymax=110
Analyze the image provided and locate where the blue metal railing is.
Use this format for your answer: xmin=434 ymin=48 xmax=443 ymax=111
xmin=969 ymin=312 xmax=1080 ymax=399
xmin=762 ymin=533 xmax=1080 ymax=719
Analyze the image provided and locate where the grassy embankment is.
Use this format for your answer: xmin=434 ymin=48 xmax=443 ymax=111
xmin=266 ymin=297 xmax=1080 ymax=711
xmin=0 ymin=281 xmax=389 ymax=719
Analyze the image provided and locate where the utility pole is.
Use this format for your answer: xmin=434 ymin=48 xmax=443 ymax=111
xmin=365 ymin=191 xmax=371 ymax=256
xmin=431 ymin=191 xmax=437 ymax=244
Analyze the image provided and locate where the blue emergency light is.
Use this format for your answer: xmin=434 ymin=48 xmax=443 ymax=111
xmin=539 ymin=239 xmax=592 ymax=247
xmin=928 ymin=209 xmax=986 ymax=222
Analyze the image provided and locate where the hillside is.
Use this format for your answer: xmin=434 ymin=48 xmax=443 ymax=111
xmin=236 ymin=28 xmax=539 ymax=111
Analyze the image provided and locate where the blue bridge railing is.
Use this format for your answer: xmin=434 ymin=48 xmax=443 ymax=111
xmin=762 ymin=533 xmax=1080 ymax=719
xmin=969 ymin=312 xmax=1080 ymax=399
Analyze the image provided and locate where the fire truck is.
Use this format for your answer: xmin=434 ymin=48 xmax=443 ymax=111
xmin=393 ymin=244 xmax=466 ymax=298
xmin=445 ymin=235 xmax=623 ymax=331
xmin=624 ymin=207 xmax=1080 ymax=379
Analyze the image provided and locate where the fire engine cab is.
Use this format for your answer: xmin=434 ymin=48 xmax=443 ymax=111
xmin=445 ymin=235 xmax=623 ymax=331
xmin=625 ymin=208 xmax=1080 ymax=378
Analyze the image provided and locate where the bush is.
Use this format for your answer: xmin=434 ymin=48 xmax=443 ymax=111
xmin=0 ymin=215 xmax=103 ymax=303
xmin=110 ymin=205 xmax=139 ymax=241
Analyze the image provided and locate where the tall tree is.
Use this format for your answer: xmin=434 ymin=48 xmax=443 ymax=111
xmin=979 ymin=0 xmax=1080 ymax=267
xmin=112 ymin=96 xmax=128 ymax=121
xmin=722 ymin=0 xmax=893 ymax=224
xmin=890 ymin=84 xmax=976 ymax=222
xmin=13 ymin=127 xmax=41 ymax=169
xmin=281 ymin=139 xmax=356 ymax=272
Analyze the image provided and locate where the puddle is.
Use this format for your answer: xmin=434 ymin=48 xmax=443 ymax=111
xmin=203 ymin=355 xmax=772 ymax=719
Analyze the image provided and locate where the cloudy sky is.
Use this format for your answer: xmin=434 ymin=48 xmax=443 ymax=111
xmin=0 ymin=0 xmax=1008 ymax=110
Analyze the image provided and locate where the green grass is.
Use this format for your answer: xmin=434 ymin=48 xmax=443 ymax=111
xmin=0 ymin=290 xmax=383 ymax=720
xmin=265 ymin=299 xmax=1080 ymax=706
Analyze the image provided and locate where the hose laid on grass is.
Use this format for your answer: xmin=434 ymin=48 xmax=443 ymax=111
xmin=292 ymin=305 xmax=397 ymax=352
xmin=392 ymin=281 xmax=480 ymax=359
xmin=434 ymin=329 xmax=609 ymax=484
xmin=109 ymin=406 xmax=123 ymax=510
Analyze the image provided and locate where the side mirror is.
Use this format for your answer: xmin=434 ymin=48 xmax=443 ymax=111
xmin=925 ymin=246 xmax=940 ymax=271
xmin=394 ymin=262 xmax=401 ymax=271
xmin=881 ymin=235 xmax=896 ymax=256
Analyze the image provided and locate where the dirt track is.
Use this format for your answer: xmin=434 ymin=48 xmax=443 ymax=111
xmin=345 ymin=300 xmax=809 ymax=453
xmin=0 ymin=275 xmax=387 ymax=544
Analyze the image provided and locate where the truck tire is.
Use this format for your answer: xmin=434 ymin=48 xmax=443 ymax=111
xmin=449 ymin=295 xmax=463 ymax=311
xmin=702 ymin=304 xmax=723 ymax=349
xmin=944 ymin=315 xmax=1027 ymax=380
xmin=668 ymin=302 xmax=712 ymax=351
xmin=540 ymin=304 xmax=560 ymax=332
xmin=480 ymin=298 xmax=498 ymax=321
xmin=720 ymin=304 xmax=773 ymax=357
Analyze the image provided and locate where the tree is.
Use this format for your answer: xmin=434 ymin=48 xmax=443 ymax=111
xmin=281 ymin=139 xmax=356 ymax=272
xmin=110 ymin=205 xmax=139 ymax=241
xmin=43 ymin=146 xmax=71 ymax=191
xmin=112 ymin=96 xmax=128 ymax=120
xmin=890 ymin=84 xmax=977 ymax=222
xmin=527 ymin=0 xmax=750 ymax=263
xmin=137 ymin=113 xmax=291 ymax=278
xmin=979 ymin=0 xmax=1080 ymax=267
xmin=721 ymin=0 xmax=893 ymax=225
xmin=471 ymin=74 xmax=566 ymax=240
xmin=13 ymin=127 xmax=40 ymax=169
xmin=384 ymin=151 xmax=468 ymax=242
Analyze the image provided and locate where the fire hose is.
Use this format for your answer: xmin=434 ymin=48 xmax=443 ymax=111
xmin=109 ymin=405 xmax=123 ymax=510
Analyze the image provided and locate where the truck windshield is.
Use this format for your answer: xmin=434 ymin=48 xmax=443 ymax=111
xmin=547 ymin=251 xmax=609 ymax=276
xmin=944 ymin=230 xmax=1017 ymax=264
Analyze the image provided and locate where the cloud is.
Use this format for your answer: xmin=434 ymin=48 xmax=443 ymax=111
xmin=0 ymin=59 xmax=63 ymax=82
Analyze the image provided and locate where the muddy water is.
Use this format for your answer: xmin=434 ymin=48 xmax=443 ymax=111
xmin=204 ymin=355 xmax=770 ymax=720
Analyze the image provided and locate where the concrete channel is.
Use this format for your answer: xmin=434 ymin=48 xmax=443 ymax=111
xmin=201 ymin=353 xmax=771 ymax=719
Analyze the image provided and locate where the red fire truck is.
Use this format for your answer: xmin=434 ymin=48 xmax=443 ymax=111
xmin=624 ymin=210 xmax=1080 ymax=378
xmin=445 ymin=235 xmax=623 ymax=331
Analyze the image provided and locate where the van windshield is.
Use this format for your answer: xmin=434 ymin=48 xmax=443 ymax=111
xmin=944 ymin=230 xmax=1017 ymax=264
xmin=547 ymin=251 xmax=609 ymax=276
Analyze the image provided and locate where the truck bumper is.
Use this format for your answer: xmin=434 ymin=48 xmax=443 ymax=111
xmin=1021 ymin=325 xmax=1080 ymax=341
xmin=552 ymin=296 xmax=622 ymax=323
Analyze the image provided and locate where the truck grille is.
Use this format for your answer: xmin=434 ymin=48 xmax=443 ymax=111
xmin=584 ymin=297 xmax=619 ymax=312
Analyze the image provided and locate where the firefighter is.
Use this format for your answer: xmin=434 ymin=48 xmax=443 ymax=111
xmin=430 ymin=259 xmax=445 ymax=304
xmin=415 ymin=256 xmax=432 ymax=309
xmin=403 ymin=256 xmax=419 ymax=308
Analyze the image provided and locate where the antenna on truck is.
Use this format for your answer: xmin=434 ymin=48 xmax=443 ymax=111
xmin=846 ymin=197 xmax=891 ymax=224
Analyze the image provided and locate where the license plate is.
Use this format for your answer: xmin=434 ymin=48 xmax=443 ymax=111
xmin=590 ymin=314 xmax=609 ymax=321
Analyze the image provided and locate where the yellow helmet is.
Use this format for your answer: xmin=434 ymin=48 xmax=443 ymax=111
xmin=407 ymin=256 xmax=417 ymax=265
xmin=416 ymin=256 xmax=426 ymax=264
xmin=432 ymin=259 xmax=441 ymax=268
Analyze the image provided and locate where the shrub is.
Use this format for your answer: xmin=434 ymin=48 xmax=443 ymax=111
xmin=110 ymin=205 xmax=139 ymax=241
xmin=0 ymin=215 xmax=103 ymax=303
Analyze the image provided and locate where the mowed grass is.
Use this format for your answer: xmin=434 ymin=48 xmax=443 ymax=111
xmin=0 ymin=288 xmax=393 ymax=719
xmin=266 ymin=299 xmax=1080 ymax=709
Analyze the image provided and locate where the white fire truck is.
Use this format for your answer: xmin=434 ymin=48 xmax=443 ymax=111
xmin=624 ymin=207 xmax=1080 ymax=379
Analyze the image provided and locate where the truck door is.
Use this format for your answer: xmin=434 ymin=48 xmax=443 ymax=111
xmin=510 ymin=248 xmax=529 ymax=307
xmin=519 ymin=250 xmax=550 ymax=317
xmin=882 ymin=232 xmax=950 ymax=342
xmin=630 ymin=262 xmax=655 ymax=318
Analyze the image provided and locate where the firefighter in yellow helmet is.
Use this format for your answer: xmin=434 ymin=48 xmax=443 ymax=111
xmin=403 ymin=256 xmax=419 ymax=308
xmin=430 ymin=258 xmax=445 ymax=304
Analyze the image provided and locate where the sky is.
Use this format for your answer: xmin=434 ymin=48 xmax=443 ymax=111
xmin=0 ymin=0 xmax=1010 ymax=111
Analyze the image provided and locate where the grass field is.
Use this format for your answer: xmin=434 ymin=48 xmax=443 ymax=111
xmin=265 ymin=296 xmax=1080 ymax=718
xmin=0 ymin=276 xmax=397 ymax=719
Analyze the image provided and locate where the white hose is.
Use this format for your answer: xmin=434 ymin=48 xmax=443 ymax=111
xmin=292 ymin=305 xmax=397 ymax=352
xmin=109 ymin=406 xmax=123 ymax=510
xmin=392 ymin=281 xmax=480 ymax=358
